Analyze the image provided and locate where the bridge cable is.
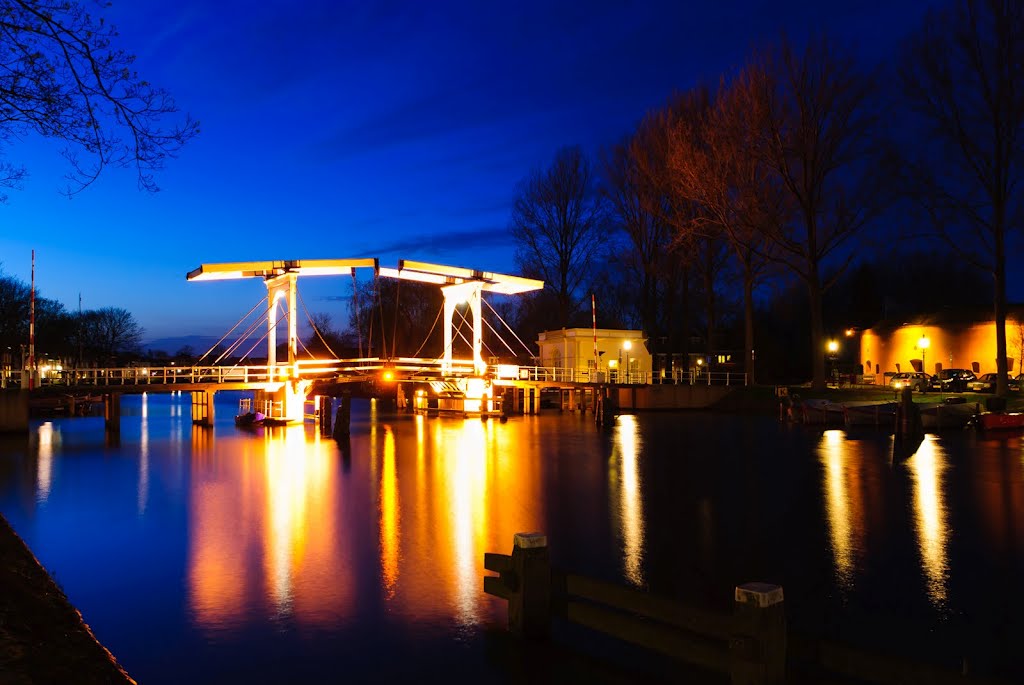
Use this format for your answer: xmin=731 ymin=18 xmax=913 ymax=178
xmin=391 ymin=276 xmax=401 ymax=361
xmin=453 ymin=306 xmax=497 ymax=359
xmin=229 ymin=299 xmax=286 ymax=367
xmin=214 ymin=307 xmax=270 ymax=365
xmin=296 ymin=287 xmax=340 ymax=359
xmin=194 ymin=295 xmax=268 ymax=366
xmin=409 ymin=303 xmax=444 ymax=359
xmin=351 ymin=272 xmax=363 ymax=358
xmin=374 ymin=270 xmax=389 ymax=361
xmin=483 ymin=297 xmax=536 ymax=359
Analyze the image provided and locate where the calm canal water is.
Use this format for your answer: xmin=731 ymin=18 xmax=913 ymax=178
xmin=1 ymin=392 xmax=1023 ymax=683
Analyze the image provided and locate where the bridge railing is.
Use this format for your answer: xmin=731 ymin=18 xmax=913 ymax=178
xmin=509 ymin=366 xmax=747 ymax=386
xmin=18 ymin=365 xmax=297 ymax=387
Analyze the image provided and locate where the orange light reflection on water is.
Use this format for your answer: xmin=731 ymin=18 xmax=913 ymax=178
xmin=188 ymin=413 xmax=556 ymax=632
xmin=610 ymin=415 xmax=644 ymax=586
xmin=906 ymin=434 xmax=950 ymax=607
xmin=189 ymin=426 xmax=351 ymax=633
xmin=819 ymin=430 xmax=869 ymax=593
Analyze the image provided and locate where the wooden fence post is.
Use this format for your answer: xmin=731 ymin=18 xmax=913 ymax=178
xmin=484 ymin=532 xmax=551 ymax=639
xmin=730 ymin=583 xmax=786 ymax=685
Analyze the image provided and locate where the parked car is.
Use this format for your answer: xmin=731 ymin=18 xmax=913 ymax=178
xmin=890 ymin=371 xmax=930 ymax=392
xmin=969 ymin=373 xmax=1021 ymax=392
xmin=931 ymin=368 xmax=976 ymax=393
xmin=967 ymin=373 xmax=998 ymax=393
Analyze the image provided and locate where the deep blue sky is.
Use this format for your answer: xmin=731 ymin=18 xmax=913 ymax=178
xmin=0 ymin=0 xmax=937 ymax=348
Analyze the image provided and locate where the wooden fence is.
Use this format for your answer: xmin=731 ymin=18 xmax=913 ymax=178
xmin=484 ymin=533 xmax=1013 ymax=685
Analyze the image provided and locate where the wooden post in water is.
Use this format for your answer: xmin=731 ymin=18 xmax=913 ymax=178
xmin=484 ymin=532 xmax=551 ymax=639
xmin=333 ymin=394 xmax=351 ymax=438
xmin=730 ymin=583 xmax=786 ymax=685
xmin=318 ymin=395 xmax=332 ymax=435
xmin=103 ymin=393 xmax=121 ymax=433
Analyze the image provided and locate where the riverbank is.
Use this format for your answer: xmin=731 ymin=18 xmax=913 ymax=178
xmin=708 ymin=383 xmax=1024 ymax=414
xmin=0 ymin=514 xmax=135 ymax=684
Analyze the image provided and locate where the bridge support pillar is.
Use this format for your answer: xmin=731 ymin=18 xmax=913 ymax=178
xmin=333 ymin=394 xmax=351 ymax=439
xmin=104 ymin=393 xmax=121 ymax=433
xmin=318 ymin=396 xmax=333 ymax=435
xmin=0 ymin=392 xmax=28 ymax=433
xmin=191 ymin=390 xmax=215 ymax=426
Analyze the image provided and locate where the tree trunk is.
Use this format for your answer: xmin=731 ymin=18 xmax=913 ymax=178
xmin=744 ymin=270 xmax=755 ymax=384
xmin=704 ymin=240 xmax=716 ymax=359
xmin=995 ymin=207 xmax=1008 ymax=396
xmin=809 ymin=273 xmax=826 ymax=391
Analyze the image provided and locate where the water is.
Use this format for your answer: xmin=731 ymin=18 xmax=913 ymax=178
xmin=1 ymin=392 xmax=1023 ymax=682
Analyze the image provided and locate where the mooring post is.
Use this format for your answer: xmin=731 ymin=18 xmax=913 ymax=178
xmin=333 ymin=394 xmax=351 ymax=439
xmin=730 ymin=583 xmax=786 ymax=685
xmin=484 ymin=532 xmax=551 ymax=639
xmin=318 ymin=395 xmax=333 ymax=435
xmin=103 ymin=393 xmax=121 ymax=433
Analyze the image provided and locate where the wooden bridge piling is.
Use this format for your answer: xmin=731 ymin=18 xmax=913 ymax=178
xmin=332 ymin=394 xmax=351 ymax=439
xmin=103 ymin=393 xmax=121 ymax=434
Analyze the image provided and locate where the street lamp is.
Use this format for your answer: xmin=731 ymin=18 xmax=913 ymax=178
xmin=918 ymin=334 xmax=930 ymax=375
xmin=623 ymin=340 xmax=632 ymax=384
xmin=827 ymin=339 xmax=839 ymax=385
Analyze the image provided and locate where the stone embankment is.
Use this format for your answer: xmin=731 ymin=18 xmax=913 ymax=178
xmin=0 ymin=514 xmax=135 ymax=684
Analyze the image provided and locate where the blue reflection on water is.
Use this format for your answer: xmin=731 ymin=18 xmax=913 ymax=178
xmin=0 ymin=395 xmax=1022 ymax=682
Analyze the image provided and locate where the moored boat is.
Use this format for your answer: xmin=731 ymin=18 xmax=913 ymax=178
xmin=842 ymin=401 xmax=897 ymax=428
xmin=975 ymin=411 xmax=1024 ymax=431
xmin=920 ymin=402 xmax=978 ymax=431
xmin=800 ymin=398 xmax=845 ymax=425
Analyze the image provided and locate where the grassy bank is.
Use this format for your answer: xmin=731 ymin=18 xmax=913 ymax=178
xmin=709 ymin=383 xmax=1024 ymax=413
xmin=0 ymin=514 xmax=135 ymax=684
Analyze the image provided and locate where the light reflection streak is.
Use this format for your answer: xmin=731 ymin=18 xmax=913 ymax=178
xmin=138 ymin=393 xmax=149 ymax=515
xmin=450 ymin=419 xmax=488 ymax=621
xmin=36 ymin=421 xmax=54 ymax=502
xmin=820 ymin=429 xmax=859 ymax=592
xmin=189 ymin=424 xmax=349 ymax=632
xmin=380 ymin=426 xmax=400 ymax=597
xmin=611 ymin=415 xmax=645 ymax=586
xmin=907 ymin=434 xmax=949 ymax=607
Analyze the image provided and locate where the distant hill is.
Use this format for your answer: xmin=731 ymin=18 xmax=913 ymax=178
xmin=143 ymin=335 xmax=223 ymax=356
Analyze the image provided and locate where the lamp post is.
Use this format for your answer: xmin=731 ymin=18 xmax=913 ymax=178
xmin=623 ymin=340 xmax=632 ymax=384
xmin=827 ymin=339 xmax=839 ymax=386
xmin=919 ymin=334 xmax=930 ymax=375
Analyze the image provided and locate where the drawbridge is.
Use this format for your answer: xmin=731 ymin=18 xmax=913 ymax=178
xmin=181 ymin=257 xmax=544 ymax=423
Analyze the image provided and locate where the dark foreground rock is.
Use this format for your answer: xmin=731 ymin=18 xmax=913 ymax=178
xmin=0 ymin=514 xmax=135 ymax=684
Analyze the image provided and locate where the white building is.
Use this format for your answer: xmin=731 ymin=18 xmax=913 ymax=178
xmin=536 ymin=328 xmax=650 ymax=382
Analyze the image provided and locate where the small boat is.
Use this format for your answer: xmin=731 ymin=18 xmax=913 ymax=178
xmin=800 ymin=398 xmax=845 ymax=425
xmin=842 ymin=401 xmax=897 ymax=428
xmin=235 ymin=411 xmax=266 ymax=427
xmin=920 ymin=402 xmax=978 ymax=431
xmin=975 ymin=411 xmax=1024 ymax=431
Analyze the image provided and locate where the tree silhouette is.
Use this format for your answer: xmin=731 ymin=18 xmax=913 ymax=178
xmin=0 ymin=0 xmax=198 ymax=195
xmin=901 ymin=0 xmax=1024 ymax=396
xmin=511 ymin=146 xmax=607 ymax=329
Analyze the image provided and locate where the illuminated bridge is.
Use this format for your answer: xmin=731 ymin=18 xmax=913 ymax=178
xmin=2 ymin=257 xmax=745 ymax=433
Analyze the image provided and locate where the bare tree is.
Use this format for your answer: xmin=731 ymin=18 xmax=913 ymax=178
xmin=666 ymin=74 xmax=788 ymax=382
xmin=79 ymin=306 xmax=143 ymax=364
xmin=901 ymin=0 xmax=1024 ymax=396
xmin=0 ymin=0 xmax=199 ymax=195
xmin=601 ymin=137 xmax=673 ymax=345
xmin=511 ymin=145 xmax=606 ymax=328
xmin=742 ymin=37 xmax=882 ymax=390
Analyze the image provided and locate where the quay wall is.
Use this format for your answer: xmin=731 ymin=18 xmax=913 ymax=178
xmin=0 ymin=392 xmax=28 ymax=432
xmin=615 ymin=384 xmax=733 ymax=410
